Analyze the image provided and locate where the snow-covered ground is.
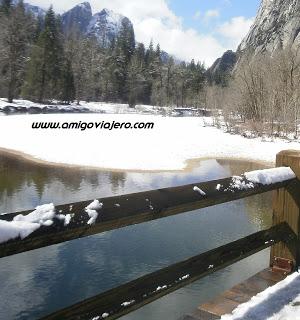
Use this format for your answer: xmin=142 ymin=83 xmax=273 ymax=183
xmin=222 ymin=272 xmax=300 ymax=320
xmin=0 ymin=98 xmax=166 ymax=115
xmin=0 ymin=112 xmax=299 ymax=171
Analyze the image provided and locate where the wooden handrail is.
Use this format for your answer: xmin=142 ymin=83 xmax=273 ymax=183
xmin=1 ymin=151 xmax=300 ymax=320
xmin=41 ymin=223 xmax=296 ymax=320
xmin=0 ymin=174 xmax=295 ymax=258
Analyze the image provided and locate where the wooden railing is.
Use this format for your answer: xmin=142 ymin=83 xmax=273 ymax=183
xmin=1 ymin=150 xmax=300 ymax=320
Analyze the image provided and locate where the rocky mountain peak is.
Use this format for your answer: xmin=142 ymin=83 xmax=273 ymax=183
xmin=87 ymin=8 xmax=133 ymax=46
xmin=239 ymin=0 xmax=300 ymax=55
xmin=62 ymin=2 xmax=92 ymax=33
xmin=77 ymin=2 xmax=92 ymax=11
xmin=207 ymin=50 xmax=237 ymax=85
xmin=60 ymin=2 xmax=134 ymax=46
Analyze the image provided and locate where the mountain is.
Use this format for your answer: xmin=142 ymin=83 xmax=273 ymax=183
xmin=86 ymin=8 xmax=133 ymax=46
xmin=61 ymin=4 xmax=134 ymax=47
xmin=207 ymin=50 xmax=237 ymax=84
xmin=210 ymin=0 xmax=300 ymax=79
xmin=238 ymin=0 xmax=300 ymax=55
xmin=14 ymin=1 xmax=174 ymax=61
xmin=61 ymin=2 xmax=92 ymax=33
xmin=12 ymin=0 xmax=46 ymax=17
xmin=24 ymin=3 xmax=45 ymax=17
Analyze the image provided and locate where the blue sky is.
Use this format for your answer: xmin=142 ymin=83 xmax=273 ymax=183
xmin=30 ymin=0 xmax=261 ymax=66
xmin=169 ymin=0 xmax=260 ymax=31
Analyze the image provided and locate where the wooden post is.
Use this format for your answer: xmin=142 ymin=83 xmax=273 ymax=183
xmin=271 ymin=150 xmax=300 ymax=270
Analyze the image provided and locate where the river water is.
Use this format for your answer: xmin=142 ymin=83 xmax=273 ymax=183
xmin=0 ymin=154 xmax=272 ymax=320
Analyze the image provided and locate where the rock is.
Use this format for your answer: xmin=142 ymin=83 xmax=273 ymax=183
xmin=207 ymin=50 xmax=237 ymax=85
xmin=238 ymin=0 xmax=300 ymax=55
xmin=62 ymin=2 xmax=92 ymax=34
xmin=86 ymin=8 xmax=133 ymax=47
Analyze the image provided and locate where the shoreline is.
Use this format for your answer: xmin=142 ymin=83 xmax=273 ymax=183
xmin=0 ymin=146 xmax=273 ymax=173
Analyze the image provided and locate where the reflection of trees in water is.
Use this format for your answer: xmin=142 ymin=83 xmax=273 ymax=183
xmin=244 ymin=192 xmax=272 ymax=230
xmin=0 ymin=154 xmax=96 ymax=199
xmin=0 ymin=154 xmax=272 ymax=229
xmin=0 ymin=155 xmax=273 ymax=319
xmin=217 ymin=159 xmax=272 ymax=230
xmin=0 ymin=153 xmax=128 ymax=210
xmin=216 ymin=159 xmax=272 ymax=176
xmin=109 ymin=172 xmax=126 ymax=194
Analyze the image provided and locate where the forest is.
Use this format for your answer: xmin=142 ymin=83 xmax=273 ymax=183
xmin=0 ymin=0 xmax=206 ymax=108
xmin=1 ymin=0 xmax=300 ymax=139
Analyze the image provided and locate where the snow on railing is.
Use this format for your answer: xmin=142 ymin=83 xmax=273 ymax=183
xmin=0 ymin=156 xmax=298 ymax=320
xmin=0 ymin=167 xmax=296 ymax=248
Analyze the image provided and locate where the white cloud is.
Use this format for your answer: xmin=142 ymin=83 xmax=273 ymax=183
xmin=27 ymin=0 xmax=253 ymax=66
xmin=135 ymin=17 xmax=226 ymax=66
xmin=217 ymin=16 xmax=254 ymax=49
xmin=193 ymin=9 xmax=219 ymax=23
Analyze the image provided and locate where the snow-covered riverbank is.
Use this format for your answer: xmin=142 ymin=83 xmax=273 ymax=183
xmin=0 ymin=98 xmax=165 ymax=115
xmin=0 ymin=113 xmax=299 ymax=171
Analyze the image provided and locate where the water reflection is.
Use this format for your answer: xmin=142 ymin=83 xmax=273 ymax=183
xmin=0 ymin=154 xmax=272 ymax=319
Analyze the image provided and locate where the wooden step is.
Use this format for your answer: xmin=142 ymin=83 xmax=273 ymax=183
xmin=180 ymin=268 xmax=288 ymax=319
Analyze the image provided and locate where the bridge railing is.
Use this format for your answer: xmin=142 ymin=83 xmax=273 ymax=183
xmin=0 ymin=150 xmax=299 ymax=320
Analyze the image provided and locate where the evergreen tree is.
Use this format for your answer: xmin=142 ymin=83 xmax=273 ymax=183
xmin=150 ymin=44 xmax=164 ymax=105
xmin=0 ymin=0 xmax=12 ymax=15
xmin=61 ymin=59 xmax=75 ymax=104
xmin=0 ymin=0 xmax=34 ymax=102
xmin=65 ymin=31 xmax=89 ymax=104
xmin=143 ymin=40 xmax=156 ymax=104
xmin=136 ymin=43 xmax=145 ymax=63
xmin=23 ymin=6 xmax=67 ymax=102
xmin=111 ymin=20 xmax=135 ymax=102
xmin=0 ymin=3 xmax=210 ymax=108
xmin=127 ymin=51 xmax=146 ymax=107
xmin=33 ymin=15 xmax=44 ymax=43
xmin=165 ymin=57 xmax=175 ymax=107
xmin=118 ymin=19 xmax=135 ymax=64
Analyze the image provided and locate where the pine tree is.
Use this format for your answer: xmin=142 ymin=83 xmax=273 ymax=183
xmin=127 ymin=51 xmax=146 ymax=107
xmin=151 ymin=44 xmax=164 ymax=105
xmin=61 ymin=59 xmax=75 ymax=104
xmin=0 ymin=0 xmax=12 ymax=15
xmin=143 ymin=40 xmax=156 ymax=104
xmin=65 ymin=31 xmax=88 ymax=104
xmin=118 ymin=19 xmax=135 ymax=64
xmin=0 ymin=0 xmax=34 ymax=102
xmin=111 ymin=19 xmax=135 ymax=102
xmin=166 ymin=57 xmax=175 ymax=107
xmin=23 ymin=6 xmax=66 ymax=102
xmin=136 ymin=43 xmax=145 ymax=63
xmin=33 ymin=15 xmax=44 ymax=43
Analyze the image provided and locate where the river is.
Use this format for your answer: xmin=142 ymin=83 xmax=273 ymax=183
xmin=0 ymin=153 xmax=272 ymax=320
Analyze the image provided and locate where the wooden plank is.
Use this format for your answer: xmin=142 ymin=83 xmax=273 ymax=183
xmin=0 ymin=175 xmax=295 ymax=258
xmin=221 ymin=289 xmax=252 ymax=304
xmin=240 ymin=274 xmax=276 ymax=293
xmin=258 ymin=268 xmax=286 ymax=282
xmin=41 ymin=223 xmax=294 ymax=320
xmin=271 ymin=150 xmax=300 ymax=266
xmin=189 ymin=310 xmax=219 ymax=320
xmin=199 ymin=296 xmax=239 ymax=316
xmin=179 ymin=309 xmax=219 ymax=320
xmin=197 ymin=267 xmax=290 ymax=318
